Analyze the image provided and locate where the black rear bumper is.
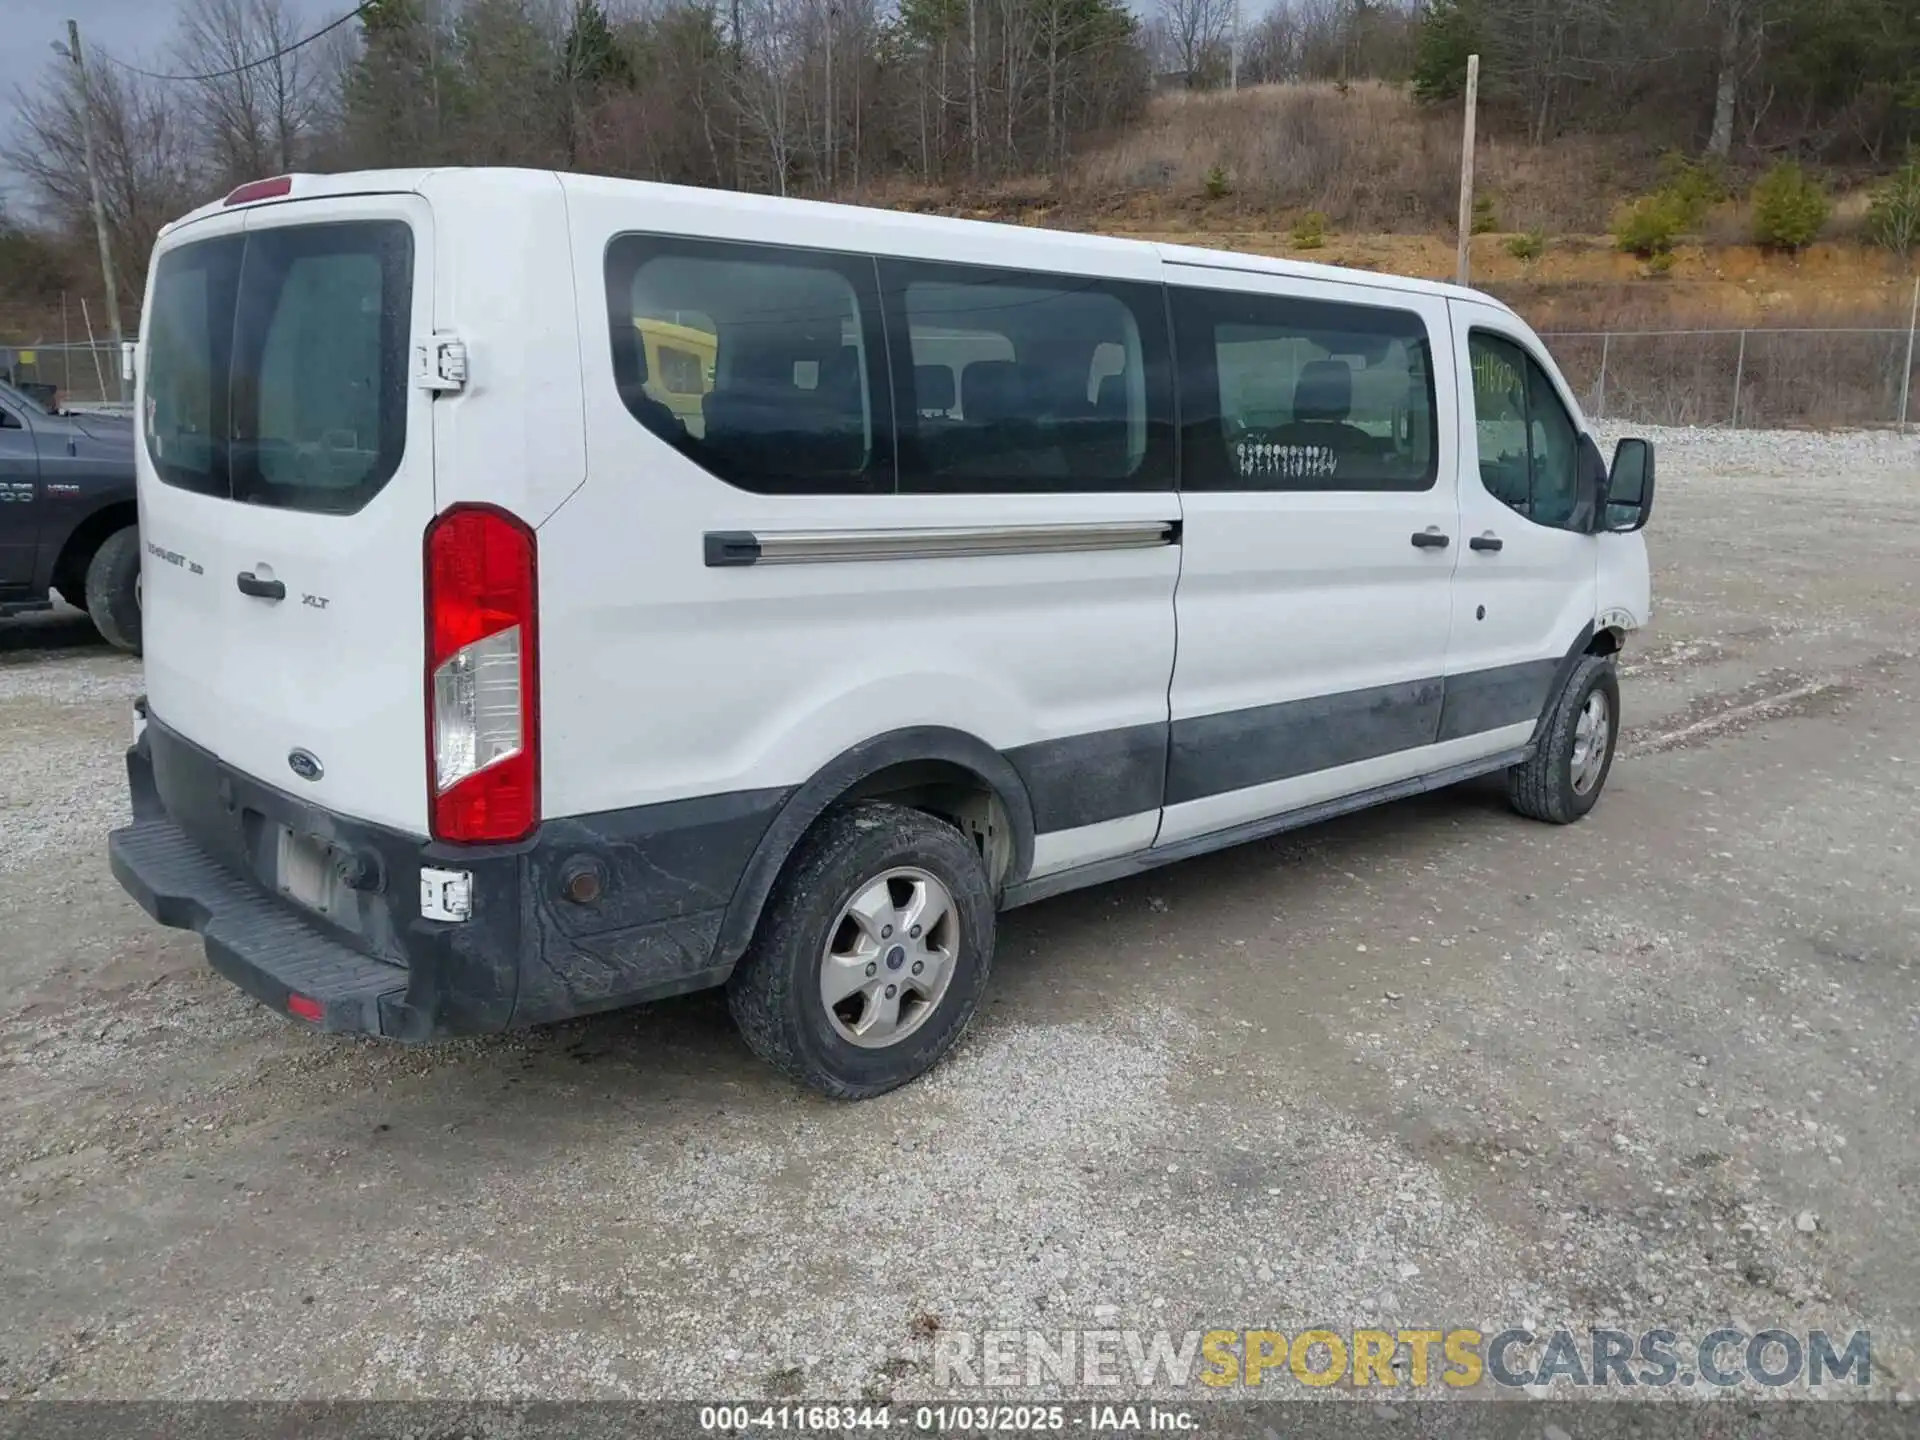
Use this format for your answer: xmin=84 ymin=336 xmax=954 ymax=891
xmin=108 ymin=711 xmax=786 ymax=1040
xmin=110 ymin=819 xmax=411 ymax=1035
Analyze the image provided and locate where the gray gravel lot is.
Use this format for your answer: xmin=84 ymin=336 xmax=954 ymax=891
xmin=2 ymin=427 xmax=1918 ymax=1402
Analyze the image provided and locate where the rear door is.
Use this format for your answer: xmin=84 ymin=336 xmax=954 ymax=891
xmin=138 ymin=194 xmax=437 ymax=833
xmin=1157 ymin=266 xmax=1461 ymax=846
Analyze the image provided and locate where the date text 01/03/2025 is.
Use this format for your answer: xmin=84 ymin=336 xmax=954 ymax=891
xmin=698 ymin=1405 xmax=1200 ymax=1432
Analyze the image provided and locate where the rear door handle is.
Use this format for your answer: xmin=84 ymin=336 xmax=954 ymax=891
xmin=236 ymin=571 xmax=286 ymax=601
xmin=1410 ymin=529 xmax=1450 ymax=550
xmin=1469 ymin=534 xmax=1504 ymax=552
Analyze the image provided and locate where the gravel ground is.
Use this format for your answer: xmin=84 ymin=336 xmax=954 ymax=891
xmin=2 ymin=427 xmax=1918 ymax=1404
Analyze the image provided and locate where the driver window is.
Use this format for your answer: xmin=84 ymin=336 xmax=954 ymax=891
xmin=1468 ymin=330 xmax=1581 ymax=530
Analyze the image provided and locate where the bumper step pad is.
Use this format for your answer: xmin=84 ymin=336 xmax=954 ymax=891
xmin=109 ymin=819 xmax=406 ymax=1035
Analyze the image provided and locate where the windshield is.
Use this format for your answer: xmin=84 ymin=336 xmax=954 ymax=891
xmin=143 ymin=220 xmax=413 ymax=515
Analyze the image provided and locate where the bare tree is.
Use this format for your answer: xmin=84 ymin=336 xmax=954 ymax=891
xmin=732 ymin=0 xmax=802 ymax=193
xmin=1156 ymin=0 xmax=1230 ymax=83
xmin=176 ymin=0 xmax=329 ymax=184
xmin=3 ymin=58 xmax=202 ymax=294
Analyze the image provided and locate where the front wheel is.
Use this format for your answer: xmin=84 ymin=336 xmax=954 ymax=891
xmin=84 ymin=525 xmax=142 ymax=656
xmin=1508 ymin=653 xmax=1620 ymax=824
xmin=727 ymin=802 xmax=996 ymax=1099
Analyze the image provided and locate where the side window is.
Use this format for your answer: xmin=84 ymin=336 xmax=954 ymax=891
xmin=1468 ymin=330 xmax=1581 ymax=528
xmin=605 ymin=236 xmax=889 ymax=496
xmin=1525 ymin=356 xmax=1580 ymax=527
xmin=1172 ymin=286 xmax=1436 ymax=492
xmin=881 ymin=260 xmax=1174 ymax=494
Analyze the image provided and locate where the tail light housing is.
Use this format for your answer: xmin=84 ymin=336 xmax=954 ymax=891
xmin=425 ymin=505 xmax=538 ymax=843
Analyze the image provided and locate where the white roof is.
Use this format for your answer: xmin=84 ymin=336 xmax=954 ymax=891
xmin=161 ymin=166 xmax=1515 ymax=312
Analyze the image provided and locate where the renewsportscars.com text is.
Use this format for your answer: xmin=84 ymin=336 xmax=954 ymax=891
xmin=933 ymin=1327 xmax=1872 ymax=1391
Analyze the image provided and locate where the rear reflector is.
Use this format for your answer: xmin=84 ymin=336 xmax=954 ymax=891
xmin=425 ymin=505 xmax=539 ymax=844
xmin=287 ymin=993 xmax=324 ymax=1021
xmin=223 ymin=175 xmax=294 ymax=206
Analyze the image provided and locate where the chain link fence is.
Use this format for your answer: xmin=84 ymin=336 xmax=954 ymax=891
xmin=0 ymin=340 xmax=129 ymax=410
xmin=1540 ymin=326 xmax=1920 ymax=432
xmin=6 ymin=326 xmax=1920 ymax=430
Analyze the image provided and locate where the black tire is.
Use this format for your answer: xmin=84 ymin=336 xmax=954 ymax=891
xmin=727 ymin=802 xmax=996 ymax=1099
xmin=84 ymin=525 xmax=142 ymax=656
xmin=1508 ymin=653 xmax=1620 ymax=824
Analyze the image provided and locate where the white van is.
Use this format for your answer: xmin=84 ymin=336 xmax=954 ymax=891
xmin=108 ymin=169 xmax=1654 ymax=1098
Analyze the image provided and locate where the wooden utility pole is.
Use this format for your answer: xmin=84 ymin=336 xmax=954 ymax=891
xmin=1455 ymin=52 xmax=1480 ymax=288
xmin=63 ymin=20 xmax=124 ymax=400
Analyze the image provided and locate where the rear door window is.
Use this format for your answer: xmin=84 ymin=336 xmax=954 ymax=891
xmin=143 ymin=220 xmax=413 ymax=514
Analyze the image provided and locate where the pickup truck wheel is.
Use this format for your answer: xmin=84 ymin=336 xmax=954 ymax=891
xmin=727 ymin=802 xmax=995 ymax=1099
xmin=84 ymin=526 xmax=142 ymax=656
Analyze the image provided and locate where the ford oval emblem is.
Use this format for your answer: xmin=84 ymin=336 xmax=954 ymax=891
xmin=287 ymin=748 xmax=324 ymax=782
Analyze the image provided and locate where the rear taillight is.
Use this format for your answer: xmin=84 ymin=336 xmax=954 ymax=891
xmin=424 ymin=505 xmax=539 ymax=844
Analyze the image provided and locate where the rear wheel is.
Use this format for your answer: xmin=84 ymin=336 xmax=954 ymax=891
xmin=84 ymin=525 xmax=142 ymax=656
xmin=1508 ymin=653 xmax=1619 ymax=824
xmin=727 ymin=802 xmax=995 ymax=1099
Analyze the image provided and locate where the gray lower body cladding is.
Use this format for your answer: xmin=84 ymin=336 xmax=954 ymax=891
xmin=109 ymin=717 xmax=787 ymax=1039
xmin=107 ymin=640 xmax=1578 ymax=1039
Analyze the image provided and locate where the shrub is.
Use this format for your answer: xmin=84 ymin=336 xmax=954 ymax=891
xmin=1291 ymin=211 xmax=1328 ymax=249
xmin=1613 ymin=192 xmax=1686 ymax=257
xmin=1751 ymin=162 xmax=1830 ymax=251
xmin=1658 ymin=150 xmax=1730 ymax=228
xmin=1472 ymin=192 xmax=1500 ymax=234
xmin=1506 ymin=229 xmax=1546 ymax=261
xmin=1203 ymin=164 xmax=1232 ymax=201
xmin=1645 ymin=251 xmax=1676 ymax=276
xmin=1865 ymin=156 xmax=1920 ymax=256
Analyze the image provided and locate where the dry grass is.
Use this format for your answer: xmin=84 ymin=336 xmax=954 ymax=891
xmin=1071 ymin=82 xmax=1645 ymax=234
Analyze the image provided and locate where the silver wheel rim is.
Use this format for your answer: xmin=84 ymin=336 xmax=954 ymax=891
xmin=819 ymin=867 xmax=958 ymax=1049
xmin=1570 ymin=689 xmax=1611 ymax=795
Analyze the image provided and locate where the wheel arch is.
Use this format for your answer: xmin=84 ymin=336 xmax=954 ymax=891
xmin=49 ymin=502 xmax=138 ymax=604
xmin=1527 ymin=620 xmax=1601 ymax=744
xmin=712 ymin=726 xmax=1037 ymax=974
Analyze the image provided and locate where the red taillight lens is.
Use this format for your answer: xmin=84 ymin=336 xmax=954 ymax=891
xmin=223 ymin=175 xmax=293 ymax=206
xmin=287 ymin=993 xmax=324 ymax=1021
xmin=425 ymin=505 xmax=539 ymax=844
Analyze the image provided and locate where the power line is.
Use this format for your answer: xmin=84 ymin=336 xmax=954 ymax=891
xmin=91 ymin=0 xmax=377 ymax=84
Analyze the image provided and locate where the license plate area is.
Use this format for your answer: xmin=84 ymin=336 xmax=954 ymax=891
xmin=276 ymin=827 xmax=342 ymax=916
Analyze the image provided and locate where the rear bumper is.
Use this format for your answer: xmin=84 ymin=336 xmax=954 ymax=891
xmin=110 ymin=819 xmax=411 ymax=1035
xmin=109 ymin=712 xmax=786 ymax=1039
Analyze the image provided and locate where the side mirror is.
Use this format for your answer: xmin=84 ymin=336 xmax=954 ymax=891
xmin=1604 ymin=437 xmax=1656 ymax=532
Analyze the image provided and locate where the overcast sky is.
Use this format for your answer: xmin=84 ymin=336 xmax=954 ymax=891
xmin=1 ymin=0 xmax=331 ymax=207
xmin=3 ymin=0 xmax=332 ymax=105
